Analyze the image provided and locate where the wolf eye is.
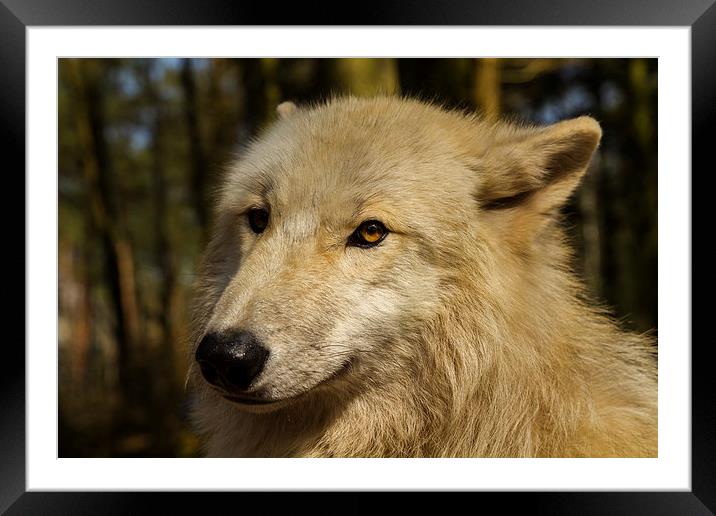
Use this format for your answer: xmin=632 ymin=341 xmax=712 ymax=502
xmin=348 ymin=220 xmax=388 ymax=248
xmin=247 ymin=208 xmax=269 ymax=234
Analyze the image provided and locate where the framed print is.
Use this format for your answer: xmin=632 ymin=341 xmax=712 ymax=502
xmin=4 ymin=0 xmax=711 ymax=513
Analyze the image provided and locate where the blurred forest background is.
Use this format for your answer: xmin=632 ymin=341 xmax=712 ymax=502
xmin=58 ymin=58 xmax=657 ymax=457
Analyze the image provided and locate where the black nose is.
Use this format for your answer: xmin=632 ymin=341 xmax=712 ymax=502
xmin=195 ymin=331 xmax=269 ymax=393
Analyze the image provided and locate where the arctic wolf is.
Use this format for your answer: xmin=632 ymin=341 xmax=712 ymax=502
xmin=188 ymin=96 xmax=657 ymax=457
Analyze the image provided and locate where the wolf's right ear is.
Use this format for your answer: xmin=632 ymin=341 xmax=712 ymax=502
xmin=476 ymin=117 xmax=601 ymax=212
xmin=473 ymin=116 xmax=601 ymax=242
xmin=276 ymin=101 xmax=297 ymax=119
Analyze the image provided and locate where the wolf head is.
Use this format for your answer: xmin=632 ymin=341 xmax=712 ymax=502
xmin=190 ymin=96 xmax=601 ymax=413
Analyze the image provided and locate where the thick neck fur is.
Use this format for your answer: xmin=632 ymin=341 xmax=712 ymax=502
xmin=191 ymin=222 xmax=657 ymax=458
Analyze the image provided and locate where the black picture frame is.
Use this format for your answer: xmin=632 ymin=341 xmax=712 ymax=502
xmin=3 ymin=1 xmax=710 ymax=513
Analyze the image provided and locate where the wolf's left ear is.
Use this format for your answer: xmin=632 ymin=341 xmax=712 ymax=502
xmin=276 ymin=101 xmax=298 ymax=119
xmin=475 ymin=116 xmax=602 ymax=216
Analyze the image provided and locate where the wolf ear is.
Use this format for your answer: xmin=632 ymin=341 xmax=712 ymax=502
xmin=276 ymin=101 xmax=298 ymax=119
xmin=475 ymin=116 xmax=601 ymax=218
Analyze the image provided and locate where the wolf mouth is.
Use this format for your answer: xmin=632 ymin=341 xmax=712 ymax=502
xmin=220 ymin=358 xmax=355 ymax=407
xmin=221 ymin=394 xmax=280 ymax=406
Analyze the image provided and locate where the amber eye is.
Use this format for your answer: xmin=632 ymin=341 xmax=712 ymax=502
xmin=349 ymin=220 xmax=388 ymax=248
xmin=247 ymin=208 xmax=269 ymax=234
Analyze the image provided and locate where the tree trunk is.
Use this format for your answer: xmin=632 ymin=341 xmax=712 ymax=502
xmin=66 ymin=59 xmax=140 ymax=402
xmin=474 ymin=58 xmax=501 ymax=120
xmin=141 ymin=62 xmax=177 ymax=357
xmin=141 ymin=61 xmax=181 ymax=454
xmin=180 ymin=59 xmax=210 ymax=236
xmin=238 ymin=58 xmax=271 ymax=137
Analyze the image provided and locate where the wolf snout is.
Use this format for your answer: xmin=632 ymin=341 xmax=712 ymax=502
xmin=195 ymin=330 xmax=269 ymax=393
